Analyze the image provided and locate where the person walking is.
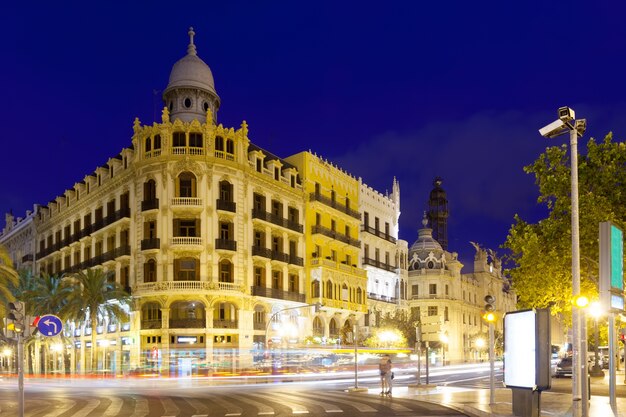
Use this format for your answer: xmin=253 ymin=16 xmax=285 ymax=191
xmin=378 ymin=354 xmax=393 ymax=397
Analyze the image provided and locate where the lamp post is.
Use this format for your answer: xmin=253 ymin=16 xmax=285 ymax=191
xmin=539 ymin=107 xmax=587 ymax=417
xmin=589 ymin=302 xmax=605 ymax=377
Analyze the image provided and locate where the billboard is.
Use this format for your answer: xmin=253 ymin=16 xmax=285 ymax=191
xmin=503 ymin=309 xmax=551 ymax=391
xmin=600 ymin=222 xmax=625 ymax=313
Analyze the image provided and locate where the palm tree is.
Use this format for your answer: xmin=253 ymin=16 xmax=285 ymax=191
xmin=0 ymin=245 xmax=19 ymax=318
xmin=63 ymin=268 xmax=130 ymax=374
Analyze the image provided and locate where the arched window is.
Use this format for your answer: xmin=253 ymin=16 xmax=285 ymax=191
xmin=141 ymin=302 xmax=161 ymax=321
xmin=311 ymin=280 xmax=320 ymax=298
xmin=145 ymin=137 xmax=151 ymax=152
xmin=144 ymin=259 xmax=156 ymax=283
xmin=356 ymin=287 xmax=363 ymax=304
xmin=170 ymin=300 xmax=205 ymax=328
xmin=253 ymin=305 xmax=266 ymax=328
xmin=325 ymin=281 xmax=333 ymax=299
xmin=219 ymin=181 xmax=233 ymax=202
xmin=313 ymin=317 xmax=324 ymax=337
xmin=177 ymin=171 xmax=197 ymax=197
xmin=342 ymin=283 xmax=349 ymax=301
xmin=271 ymin=270 xmax=282 ymax=290
xmin=219 ymin=259 xmax=233 ymax=283
xmin=329 ymin=318 xmax=339 ymax=338
xmin=213 ymin=302 xmax=238 ymax=325
xmin=226 ymin=139 xmax=235 ymax=155
xmin=174 ymin=257 xmax=198 ymax=281
xmin=154 ymin=134 xmax=161 ymax=149
xmin=173 ymin=131 xmax=186 ymax=147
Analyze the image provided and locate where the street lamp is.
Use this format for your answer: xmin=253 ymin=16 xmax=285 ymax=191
xmin=589 ymin=301 xmax=605 ymax=377
xmin=539 ymin=106 xmax=587 ymax=417
xmin=475 ymin=337 xmax=485 ymax=362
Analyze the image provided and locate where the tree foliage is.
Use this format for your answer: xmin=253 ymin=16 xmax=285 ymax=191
xmin=504 ymin=134 xmax=626 ymax=317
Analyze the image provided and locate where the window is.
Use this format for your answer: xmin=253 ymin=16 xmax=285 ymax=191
xmin=315 ymin=213 xmax=321 ymax=225
xmin=178 ymin=172 xmax=196 ymax=197
xmin=145 ymin=137 xmax=152 ymax=152
xmin=144 ymin=260 xmax=156 ymax=283
xmin=219 ymin=260 xmax=233 ymax=282
xmin=189 ymin=133 xmax=203 ymax=147
xmin=288 ymin=207 xmax=298 ymax=223
xmin=226 ymin=139 xmax=234 ymax=154
xmin=274 ymin=167 xmax=280 ymax=180
xmin=254 ymin=267 xmax=265 ymax=287
xmin=364 ymin=212 xmax=369 ymax=227
xmin=374 ymin=217 xmax=380 ymax=232
xmin=271 ymin=200 xmax=282 ymax=217
xmin=345 ymin=225 xmax=350 ymax=237
xmin=429 ymin=283 xmax=437 ymax=295
xmin=272 ymin=270 xmax=282 ymax=290
xmin=254 ymin=230 xmax=264 ymax=247
xmin=288 ymin=274 xmax=298 ymax=292
xmin=219 ymin=181 xmax=233 ymax=201
xmin=428 ymin=306 xmax=438 ymax=316
xmin=215 ymin=136 xmax=224 ymax=151
xmin=144 ymin=180 xmax=157 ymax=201
xmin=272 ymin=236 xmax=282 ymax=252
xmin=253 ymin=193 xmax=265 ymax=211
xmin=445 ymin=307 xmax=449 ymax=321
xmin=220 ymin=222 xmax=232 ymax=240
xmin=145 ymin=221 xmax=157 ymax=239
xmin=142 ymin=302 xmax=161 ymax=321
xmin=173 ymin=132 xmax=186 ymax=147
xmin=175 ymin=219 xmax=198 ymax=237
xmin=256 ymin=158 xmax=262 ymax=172
xmin=331 ymin=219 xmax=336 ymax=231
xmin=364 ymin=244 xmax=369 ymax=259
xmin=175 ymin=258 xmax=198 ymax=281
xmin=445 ymin=285 xmax=449 ymax=296
xmin=412 ymin=284 xmax=418 ymax=297
xmin=154 ymin=134 xmax=161 ymax=149
xmin=331 ymin=250 xmax=336 ymax=261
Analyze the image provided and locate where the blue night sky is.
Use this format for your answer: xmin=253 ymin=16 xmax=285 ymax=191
xmin=2 ymin=1 xmax=626 ymax=267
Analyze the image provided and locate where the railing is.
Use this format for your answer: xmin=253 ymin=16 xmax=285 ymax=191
xmin=250 ymin=286 xmax=306 ymax=302
xmin=133 ymin=280 xmax=243 ymax=293
xmin=172 ymin=236 xmax=203 ymax=246
xmin=214 ymin=150 xmax=236 ymax=161
xmin=309 ymin=192 xmax=360 ymax=219
xmin=144 ymin=149 xmax=161 ymax=159
xmin=171 ymin=197 xmax=202 ymax=206
xmin=218 ymin=282 xmax=239 ymax=291
xmin=216 ymin=199 xmax=236 ymax=212
xmin=141 ymin=238 xmax=160 ymax=250
xmin=252 ymin=246 xmax=272 ymax=259
xmin=141 ymin=198 xmax=159 ymax=211
xmin=310 ymin=258 xmax=367 ymax=277
xmin=251 ymin=209 xmax=303 ymax=233
xmin=271 ymin=251 xmax=290 ymax=263
xmin=253 ymin=322 xmax=266 ymax=331
xmin=213 ymin=319 xmax=238 ymax=329
xmin=288 ymin=255 xmax=304 ymax=266
xmin=362 ymin=257 xmax=397 ymax=272
xmin=361 ymin=224 xmax=397 ymax=243
xmin=311 ymin=225 xmax=361 ymax=248
xmin=368 ymin=292 xmax=398 ymax=303
xmin=21 ymin=254 xmax=33 ymax=263
xmin=215 ymin=239 xmax=237 ymax=251
xmin=140 ymin=319 xmax=162 ymax=330
xmin=169 ymin=318 xmax=205 ymax=329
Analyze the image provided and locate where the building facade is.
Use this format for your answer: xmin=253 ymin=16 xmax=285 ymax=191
xmin=0 ymin=29 xmax=409 ymax=374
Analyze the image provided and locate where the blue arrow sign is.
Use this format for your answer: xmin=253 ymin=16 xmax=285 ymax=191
xmin=37 ymin=314 xmax=63 ymax=337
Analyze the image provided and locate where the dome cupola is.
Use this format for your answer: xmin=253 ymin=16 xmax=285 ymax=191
xmin=163 ymin=27 xmax=221 ymax=123
xmin=408 ymin=213 xmax=446 ymax=271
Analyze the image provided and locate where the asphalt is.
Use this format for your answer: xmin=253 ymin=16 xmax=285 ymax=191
xmin=368 ymin=371 xmax=626 ymax=417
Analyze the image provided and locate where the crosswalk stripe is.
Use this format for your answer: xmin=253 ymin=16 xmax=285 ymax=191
xmin=128 ymin=397 xmax=149 ymax=417
xmin=294 ymin=391 xmax=377 ymax=413
xmin=247 ymin=392 xmax=309 ymax=414
xmin=270 ymin=391 xmax=342 ymax=413
xmin=183 ymin=397 xmax=211 ymax=416
xmin=160 ymin=397 xmax=180 ymax=416
xmin=46 ymin=399 xmax=77 ymax=417
xmin=71 ymin=398 xmax=100 ymax=417
xmin=102 ymin=397 xmax=124 ymax=416
xmin=207 ymin=393 xmax=244 ymax=415
xmin=223 ymin=393 xmax=275 ymax=415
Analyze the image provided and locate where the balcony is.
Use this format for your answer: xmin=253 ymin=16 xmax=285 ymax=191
xmin=368 ymin=292 xmax=398 ymax=303
xmin=362 ymin=257 xmax=397 ymax=272
xmin=169 ymin=318 xmax=205 ymax=329
xmin=251 ymin=286 xmax=306 ymax=302
xmin=311 ymin=225 xmax=361 ymax=248
xmin=216 ymin=199 xmax=236 ymax=213
xmin=21 ymin=254 xmax=33 ymax=263
xmin=212 ymin=319 xmax=237 ymax=329
xmin=171 ymin=197 xmax=202 ymax=207
xmin=141 ymin=238 xmax=161 ymax=250
xmin=141 ymin=198 xmax=159 ymax=211
xmin=140 ymin=319 xmax=162 ymax=330
xmin=309 ymin=192 xmax=360 ymax=220
xmin=253 ymin=322 xmax=266 ymax=331
xmin=172 ymin=146 xmax=205 ymax=156
xmin=215 ymin=238 xmax=237 ymax=251
xmin=271 ymin=250 xmax=289 ymax=263
xmin=288 ymin=255 xmax=304 ymax=266
xmin=251 ymin=209 xmax=303 ymax=233
xmin=252 ymin=246 xmax=272 ymax=259
xmin=172 ymin=236 xmax=203 ymax=246
xmin=361 ymin=225 xmax=397 ymax=244
xmin=310 ymin=257 xmax=367 ymax=278
xmin=214 ymin=150 xmax=235 ymax=161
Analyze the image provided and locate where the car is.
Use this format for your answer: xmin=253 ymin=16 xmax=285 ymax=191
xmin=554 ymin=357 xmax=572 ymax=378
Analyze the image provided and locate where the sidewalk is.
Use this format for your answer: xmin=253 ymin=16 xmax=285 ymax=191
xmin=381 ymin=371 xmax=626 ymax=417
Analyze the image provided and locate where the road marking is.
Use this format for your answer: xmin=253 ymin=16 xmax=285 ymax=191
xmin=270 ymin=391 xmax=343 ymax=413
xmin=225 ymin=413 xmax=242 ymax=416
xmin=129 ymin=397 xmax=149 ymax=417
xmin=247 ymin=392 xmax=309 ymax=414
xmin=46 ymin=399 xmax=77 ymax=417
xmin=102 ymin=397 xmax=124 ymax=416
xmin=223 ymin=393 xmax=275 ymax=415
xmin=295 ymin=391 xmax=377 ymax=413
xmin=71 ymin=398 xmax=101 ymax=417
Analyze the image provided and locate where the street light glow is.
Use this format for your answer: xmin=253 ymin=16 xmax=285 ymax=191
xmin=589 ymin=301 xmax=602 ymax=318
xmin=475 ymin=338 xmax=485 ymax=348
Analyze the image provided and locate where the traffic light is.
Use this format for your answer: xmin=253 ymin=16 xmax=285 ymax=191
xmin=484 ymin=295 xmax=495 ymax=312
xmin=7 ymin=301 xmax=26 ymax=335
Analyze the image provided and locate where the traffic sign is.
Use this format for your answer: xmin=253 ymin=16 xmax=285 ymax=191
xmin=37 ymin=314 xmax=63 ymax=337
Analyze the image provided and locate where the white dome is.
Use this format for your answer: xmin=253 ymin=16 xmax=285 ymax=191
xmin=409 ymin=227 xmax=443 ymax=255
xmin=165 ymin=53 xmax=217 ymax=95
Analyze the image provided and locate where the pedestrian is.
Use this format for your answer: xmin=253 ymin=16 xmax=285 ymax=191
xmin=378 ymin=354 xmax=392 ymax=397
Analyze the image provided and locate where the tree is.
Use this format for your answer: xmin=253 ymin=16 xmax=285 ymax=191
xmin=63 ymin=268 xmax=130 ymax=373
xmin=504 ymin=134 xmax=626 ymax=318
xmin=363 ymin=309 xmax=418 ymax=348
xmin=0 ymin=245 xmax=19 ymax=318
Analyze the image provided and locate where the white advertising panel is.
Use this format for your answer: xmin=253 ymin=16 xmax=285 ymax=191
xmin=504 ymin=310 xmax=536 ymax=388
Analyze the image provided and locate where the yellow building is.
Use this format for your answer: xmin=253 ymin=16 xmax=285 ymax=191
xmin=285 ymin=152 xmax=368 ymax=342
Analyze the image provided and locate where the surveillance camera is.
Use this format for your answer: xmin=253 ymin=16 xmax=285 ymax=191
xmin=539 ymin=119 xmax=567 ymax=138
xmin=558 ymin=106 xmax=575 ymax=122
xmin=575 ymin=119 xmax=586 ymax=137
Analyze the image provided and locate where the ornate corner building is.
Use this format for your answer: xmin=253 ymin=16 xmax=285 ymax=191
xmin=0 ymin=29 xmax=409 ymax=374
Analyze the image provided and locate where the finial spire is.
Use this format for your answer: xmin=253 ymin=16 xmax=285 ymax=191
xmin=422 ymin=211 xmax=428 ymax=228
xmin=187 ymin=27 xmax=197 ymax=56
